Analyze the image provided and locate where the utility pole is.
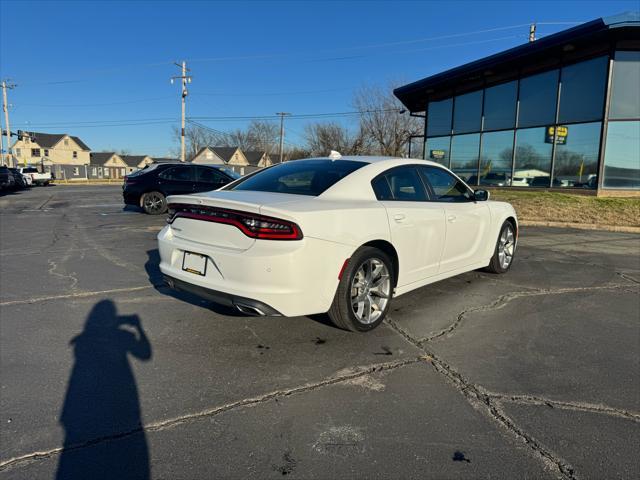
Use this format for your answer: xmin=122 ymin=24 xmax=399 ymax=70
xmin=529 ymin=23 xmax=536 ymax=42
xmin=276 ymin=112 xmax=290 ymax=163
xmin=171 ymin=62 xmax=192 ymax=162
xmin=2 ymin=80 xmax=16 ymax=167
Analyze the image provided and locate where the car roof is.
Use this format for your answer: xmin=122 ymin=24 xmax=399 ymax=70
xmin=299 ymin=155 xmax=444 ymax=169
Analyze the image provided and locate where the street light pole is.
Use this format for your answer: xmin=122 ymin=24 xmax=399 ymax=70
xmin=2 ymin=80 xmax=16 ymax=167
xmin=171 ymin=62 xmax=192 ymax=162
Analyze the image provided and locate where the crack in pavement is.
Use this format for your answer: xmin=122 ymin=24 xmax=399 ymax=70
xmin=0 ymin=285 xmax=155 ymax=307
xmin=481 ymin=392 xmax=640 ymax=422
xmin=0 ymin=356 xmax=426 ymax=472
xmin=384 ymin=316 xmax=580 ymax=480
xmin=419 ymin=283 xmax=637 ymax=344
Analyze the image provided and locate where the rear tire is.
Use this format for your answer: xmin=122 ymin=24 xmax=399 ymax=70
xmin=485 ymin=220 xmax=516 ymax=273
xmin=142 ymin=191 xmax=167 ymax=215
xmin=328 ymin=246 xmax=394 ymax=332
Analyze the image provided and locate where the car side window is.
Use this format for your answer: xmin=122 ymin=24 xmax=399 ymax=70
xmin=371 ymin=176 xmax=393 ymax=200
xmin=419 ymin=166 xmax=473 ymax=202
xmin=197 ymin=167 xmax=227 ymax=184
xmin=159 ymin=166 xmax=194 ymax=182
xmin=373 ymin=166 xmax=428 ymax=202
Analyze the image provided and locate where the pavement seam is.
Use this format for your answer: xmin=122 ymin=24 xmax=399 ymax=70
xmin=482 ymin=392 xmax=640 ymax=422
xmin=0 ymin=356 xmax=424 ymax=472
xmin=0 ymin=286 xmax=155 ymax=307
xmin=384 ymin=316 xmax=579 ymax=480
xmin=418 ymin=283 xmax=636 ymax=344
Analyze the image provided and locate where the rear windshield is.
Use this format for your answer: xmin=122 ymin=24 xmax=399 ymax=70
xmin=21 ymin=167 xmax=39 ymax=173
xmin=230 ymin=160 xmax=366 ymax=196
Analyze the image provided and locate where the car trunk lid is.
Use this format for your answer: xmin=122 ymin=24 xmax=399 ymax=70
xmin=166 ymin=190 xmax=306 ymax=250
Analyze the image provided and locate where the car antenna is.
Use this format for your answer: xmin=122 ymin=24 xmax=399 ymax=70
xmin=328 ymin=150 xmax=342 ymax=161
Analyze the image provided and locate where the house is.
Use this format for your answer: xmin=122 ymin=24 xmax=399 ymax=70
xmin=244 ymin=151 xmax=273 ymax=168
xmin=121 ymin=155 xmax=153 ymax=173
xmin=89 ymin=152 xmax=125 ymax=179
xmin=11 ymin=131 xmax=91 ymax=180
xmin=191 ymin=146 xmax=250 ymax=175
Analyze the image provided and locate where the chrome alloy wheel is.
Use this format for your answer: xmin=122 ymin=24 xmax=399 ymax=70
xmin=144 ymin=193 xmax=165 ymax=214
xmin=498 ymin=224 xmax=516 ymax=269
xmin=350 ymin=258 xmax=391 ymax=324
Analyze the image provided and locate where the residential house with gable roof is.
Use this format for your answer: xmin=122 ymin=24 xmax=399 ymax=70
xmin=11 ymin=131 xmax=92 ymax=179
xmin=191 ymin=146 xmax=250 ymax=175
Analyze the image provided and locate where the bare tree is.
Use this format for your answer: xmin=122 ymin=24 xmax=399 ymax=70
xmin=171 ymin=125 xmax=224 ymax=160
xmin=246 ymin=120 xmax=279 ymax=154
xmin=303 ymin=122 xmax=367 ymax=156
xmin=353 ymin=83 xmax=422 ymax=157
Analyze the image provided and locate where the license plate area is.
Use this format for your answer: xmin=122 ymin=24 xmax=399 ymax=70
xmin=182 ymin=251 xmax=208 ymax=276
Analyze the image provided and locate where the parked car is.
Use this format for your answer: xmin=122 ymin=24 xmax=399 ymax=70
xmin=8 ymin=168 xmax=30 ymax=189
xmin=467 ymin=172 xmax=509 ymax=187
xmin=0 ymin=165 xmax=14 ymax=190
xmin=123 ymin=163 xmax=239 ymax=214
xmin=529 ymin=176 xmax=562 ymax=188
xmin=158 ymin=155 xmax=518 ymax=332
xmin=19 ymin=166 xmax=51 ymax=186
xmin=511 ymin=176 xmax=530 ymax=187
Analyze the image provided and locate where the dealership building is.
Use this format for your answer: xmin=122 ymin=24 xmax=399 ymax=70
xmin=394 ymin=12 xmax=640 ymax=194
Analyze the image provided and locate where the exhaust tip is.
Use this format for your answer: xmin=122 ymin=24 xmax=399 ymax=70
xmin=163 ymin=277 xmax=175 ymax=289
xmin=234 ymin=303 xmax=266 ymax=316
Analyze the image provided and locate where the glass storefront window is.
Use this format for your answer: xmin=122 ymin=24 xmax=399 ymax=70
xmin=513 ymin=127 xmax=553 ymax=187
xmin=409 ymin=136 xmax=425 ymax=159
xmin=558 ymin=56 xmax=607 ymax=124
xmin=603 ymin=121 xmax=640 ymax=189
xmin=427 ymin=98 xmax=453 ymax=137
xmin=450 ymin=133 xmax=480 ymax=182
xmin=425 ymin=136 xmax=451 ymax=167
xmin=609 ymin=51 xmax=640 ymax=120
xmin=518 ymin=69 xmax=559 ymax=128
xmin=553 ymin=122 xmax=601 ymax=188
xmin=483 ymin=81 xmax=517 ymax=131
xmin=453 ymin=90 xmax=482 ymax=134
xmin=479 ymin=130 xmax=514 ymax=187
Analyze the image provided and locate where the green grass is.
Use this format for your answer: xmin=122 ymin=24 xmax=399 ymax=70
xmin=489 ymin=190 xmax=640 ymax=227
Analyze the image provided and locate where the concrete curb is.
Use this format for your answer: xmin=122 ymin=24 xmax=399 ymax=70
xmin=50 ymin=182 xmax=122 ymax=186
xmin=520 ymin=220 xmax=640 ymax=234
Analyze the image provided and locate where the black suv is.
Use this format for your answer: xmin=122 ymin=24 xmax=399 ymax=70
xmin=123 ymin=163 xmax=239 ymax=214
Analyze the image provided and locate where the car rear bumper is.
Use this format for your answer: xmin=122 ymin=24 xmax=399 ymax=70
xmin=163 ymin=275 xmax=283 ymax=316
xmin=123 ymin=190 xmax=141 ymax=206
xmin=157 ymin=224 xmax=353 ymax=317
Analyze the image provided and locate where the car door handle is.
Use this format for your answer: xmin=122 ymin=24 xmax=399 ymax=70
xmin=394 ymin=214 xmax=406 ymax=223
xmin=447 ymin=215 xmax=457 ymax=223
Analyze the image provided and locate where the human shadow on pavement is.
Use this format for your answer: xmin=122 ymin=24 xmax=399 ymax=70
xmin=56 ymin=300 xmax=152 ymax=480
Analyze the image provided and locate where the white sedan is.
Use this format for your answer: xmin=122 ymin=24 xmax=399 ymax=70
xmin=158 ymin=155 xmax=517 ymax=332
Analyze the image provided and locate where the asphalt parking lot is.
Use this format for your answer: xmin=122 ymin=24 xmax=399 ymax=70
xmin=1 ymin=184 xmax=639 ymax=479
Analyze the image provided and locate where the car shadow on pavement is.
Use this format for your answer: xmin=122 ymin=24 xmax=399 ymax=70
xmin=144 ymin=248 xmax=243 ymax=316
xmin=56 ymin=300 xmax=152 ymax=480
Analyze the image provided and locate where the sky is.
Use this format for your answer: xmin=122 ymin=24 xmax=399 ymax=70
xmin=0 ymin=0 xmax=638 ymax=157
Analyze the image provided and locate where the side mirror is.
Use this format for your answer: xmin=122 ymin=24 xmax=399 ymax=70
xmin=474 ymin=189 xmax=490 ymax=201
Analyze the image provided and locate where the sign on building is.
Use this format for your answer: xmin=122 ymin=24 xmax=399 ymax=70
xmin=545 ymin=125 xmax=569 ymax=145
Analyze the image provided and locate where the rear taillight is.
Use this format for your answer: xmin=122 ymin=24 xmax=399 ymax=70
xmin=167 ymin=203 xmax=303 ymax=240
xmin=124 ymin=176 xmax=137 ymax=185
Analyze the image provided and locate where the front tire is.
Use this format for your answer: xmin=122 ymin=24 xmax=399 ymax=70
xmin=141 ymin=191 xmax=167 ymax=215
xmin=328 ymin=247 xmax=394 ymax=332
xmin=485 ymin=221 xmax=516 ymax=273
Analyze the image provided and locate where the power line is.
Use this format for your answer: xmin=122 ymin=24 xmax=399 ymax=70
xmin=7 ymin=21 xmax=584 ymax=88
xmin=18 ymin=96 xmax=175 ymax=108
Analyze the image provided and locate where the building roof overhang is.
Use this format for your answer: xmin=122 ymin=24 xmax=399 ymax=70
xmin=394 ymin=12 xmax=640 ymax=111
